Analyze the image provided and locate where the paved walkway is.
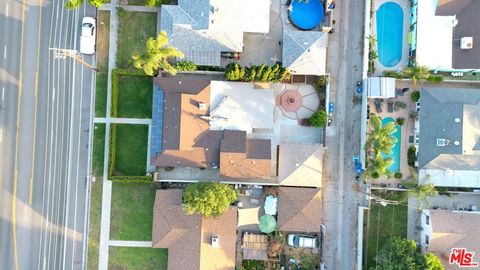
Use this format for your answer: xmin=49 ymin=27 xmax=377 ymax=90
xmin=98 ymin=0 xmax=119 ymax=267
xmin=94 ymin=117 xmax=152 ymax=125
xmin=109 ymin=240 xmax=152 ymax=247
xmin=98 ymin=4 xmax=158 ymax=12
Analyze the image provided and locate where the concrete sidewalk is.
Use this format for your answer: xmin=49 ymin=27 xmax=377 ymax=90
xmin=98 ymin=4 xmax=158 ymax=12
xmin=109 ymin=240 xmax=152 ymax=247
xmin=94 ymin=117 xmax=152 ymax=125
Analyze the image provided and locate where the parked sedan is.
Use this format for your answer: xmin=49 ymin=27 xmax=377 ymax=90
xmin=287 ymin=234 xmax=317 ymax=249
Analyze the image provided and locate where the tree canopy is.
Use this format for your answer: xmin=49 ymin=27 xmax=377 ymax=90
xmin=182 ymin=182 xmax=238 ymax=217
xmin=132 ymin=31 xmax=184 ymax=76
xmin=65 ymin=0 xmax=106 ymax=9
xmin=411 ymin=183 xmax=439 ymax=209
xmin=402 ymin=64 xmax=430 ymax=87
xmin=372 ymin=237 xmax=444 ymax=270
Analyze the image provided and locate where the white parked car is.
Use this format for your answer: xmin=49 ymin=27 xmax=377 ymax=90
xmin=287 ymin=234 xmax=317 ymax=249
xmin=80 ymin=17 xmax=96 ymax=54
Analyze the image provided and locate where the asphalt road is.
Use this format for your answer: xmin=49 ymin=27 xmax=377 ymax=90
xmin=322 ymin=0 xmax=366 ymax=269
xmin=0 ymin=0 xmax=95 ymax=269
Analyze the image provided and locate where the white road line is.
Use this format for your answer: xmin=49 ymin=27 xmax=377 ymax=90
xmin=2 ymin=87 xmax=4 ymax=100
xmin=52 ymin=88 xmax=55 ymax=101
xmin=4 ymin=45 xmax=6 ymax=59
xmin=5 ymin=4 xmax=8 ymax=17
xmin=0 ymin=128 xmax=3 ymax=142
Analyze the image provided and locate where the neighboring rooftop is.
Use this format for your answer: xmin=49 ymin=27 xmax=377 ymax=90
xmin=152 ymin=189 xmax=237 ymax=270
xmin=278 ymin=144 xmax=323 ymax=187
xmin=160 ymin=0 xmax=270 ymax=66
xmin=418 ymin=88 xmax=480 ymax=187
xmin=428 ymin=209 xmax=480 ymax=269
xmin=417 ymin=0 xmax=480 ymax=70
xmin=282 ymin=30 xmax=328 ymax=75
xmin=277 ymin=187 xmax=322 ymax=232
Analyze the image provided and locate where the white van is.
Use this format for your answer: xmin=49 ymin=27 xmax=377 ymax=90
xmin=80 ymin=17 xmax=96 ymax=54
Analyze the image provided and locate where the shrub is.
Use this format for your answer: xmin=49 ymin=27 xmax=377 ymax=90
xmin=242 ymin=260 xmax=265 ymax=270
xmin=224 ymin=63 xmax=289 ymax=83
xmin=110 ymin=176 xmax=153 ymax=182
xmin=435 ymin=186 xmax=452 ymax=197
xmin=174 ymin=60 xmax=197 ymax=71
xmin=394 ymin=172 xmax=403 ymax=179
xmin=426 ymin=75 xmax=444 ymax=83
xmin=108 ymin=124 xmax=117 ymax=177
xmin=309 ymin=110 xmax=328 ymax=127
xmin=407 ymin=146 xmax=417 ymax=167
xmin=383 ymin=70 xmax=403 ymax=79
xmin=411 ymin=90 xmax=420 ymax=102
xmin=396 ymin=117 xmax=405 ymax=126
xmin=371 ymin=171 xmax=380 ymax=179
xmin=368 ymin=61 xmax=376 ymax=74
xmin=394 ymin=101 xmax=407 ymax=109
xmin=403 ymin=181 xmax=418 ymax=189
xmin=369 ymin=50 xmax=378 ymax=60
xmin=197 ymin=65 xmax=225 ymax=72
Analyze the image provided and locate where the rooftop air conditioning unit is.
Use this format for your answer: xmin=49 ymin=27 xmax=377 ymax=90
xmin=461 ymin=37 xmax=473 ymax=50
xmin=211 ymin=236 xmax=219 ymax=247
xmin=198 ymin=102 xmax=207 ymax=110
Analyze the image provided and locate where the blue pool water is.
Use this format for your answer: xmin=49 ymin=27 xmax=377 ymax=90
xmin=381 ymin=117 xmax=401 ymax=173
xmin=376 ymin=2 xmax=403 ymax=67
xmin=289 ymin=0 xmax=324 ymax=31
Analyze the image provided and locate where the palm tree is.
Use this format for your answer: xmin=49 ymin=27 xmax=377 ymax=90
xmin=132 ymin=31 xmax=184 ymax=76
xmin=370 ymin=156 xmax=394 ymax=178
xmin=402 ymin=63 xmax=430 ymax=87
xmin=365 ymin=115 xmax=397 ymax=155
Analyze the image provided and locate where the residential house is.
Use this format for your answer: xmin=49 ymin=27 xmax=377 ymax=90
xmin=416 ymin=0 xmax=480 ymax=71
xmin=421 ymin=209 xmax=480 ymax=269
xmin=282 ymin=30 xmax=328 ymax=75
xmin=418 ymin=88 xmax=480 ymax=187
xmin=152 ymin=189 xmax=237 ymax=270
xmin=160 ymin=0 xmax=270 ymax=66
xmin=277 ymin=187 xmax=322 ymax=232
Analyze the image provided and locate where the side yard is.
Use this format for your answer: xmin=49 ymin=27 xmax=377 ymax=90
xmin=95 ymin=11 xmax=110 ymax=117
xmin=109 ymin=183 xmax=156 ymax=241
xmin=109 ymin=247 xmax=167 ymax=270
xmin=116 ymin=10 xmax=157 ymax=69
xmin=363 ymin=191 xmax=408 ymax=269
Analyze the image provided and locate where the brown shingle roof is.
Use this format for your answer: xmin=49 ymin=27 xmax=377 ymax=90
xmin=429 ymin=210 xmax=480 ymax=269
xmin=436 ymin=0 xmax=480 ymax=69
xmin=220 ymin=131 xmax=272 ymax=179
xmin=277 ymin=187 xmax=322 ymax=232
xmin=152 ymin=190 xmax=237 ymax=270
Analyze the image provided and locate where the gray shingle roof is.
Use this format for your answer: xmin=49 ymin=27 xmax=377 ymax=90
xmin=418 ymin=88 xmax=480 ymax=170
xmin=282 ymin=30 xmax=327 ymax=68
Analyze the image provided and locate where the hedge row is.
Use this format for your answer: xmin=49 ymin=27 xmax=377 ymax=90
xmin=110 ymin=175 xmax=153 ymax=183
xmin=224 ymin=63 xmax=289 ymax=83
xmin=108 ymin=123 xmax=117 ymax=177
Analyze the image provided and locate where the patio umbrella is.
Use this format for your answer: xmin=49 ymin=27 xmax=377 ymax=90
xmin=259 ymin=214 xmax=277 ymax=234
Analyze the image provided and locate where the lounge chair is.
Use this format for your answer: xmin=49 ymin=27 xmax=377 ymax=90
xmin=387 ymin=100 xmax=394 ymax=113
xmin=374 ymin=99 xmax=382 ymax=113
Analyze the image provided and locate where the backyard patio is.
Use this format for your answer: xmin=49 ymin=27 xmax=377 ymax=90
xmin=367 ymin=80 xmax=417 ymax=187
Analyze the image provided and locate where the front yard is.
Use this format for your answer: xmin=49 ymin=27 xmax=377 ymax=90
xmin=87 ymin=180 xmax=103 ymax=270
xmin=116 ymin=11 xmax=157 ymax=69
xmin=112 ymin=124 xmax=149 ymax=176
xmin=117 ymin=75 xmax=152 ymax=118
xmin=92 ymin=123 xmax=106 ymax=177
xmin=109 ymin=246 xmax=167 ymax=270
xmin=109 ymin=182 xmax=156 ymax=241
xmin=95 ymin=11 xmax=110 ymax=117
xmin=363 ymin=191 xmax=408 ymax=269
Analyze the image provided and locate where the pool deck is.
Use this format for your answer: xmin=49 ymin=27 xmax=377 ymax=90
xmin=371 ymin=0 xmax=410 ymax=73
xmin=368 ymin=82 xmax=417 ymax=187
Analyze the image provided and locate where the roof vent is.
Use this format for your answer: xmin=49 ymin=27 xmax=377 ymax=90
xmin=211 ymin=236 xmax=219 ymax=247
xmin=436 ymin=138 xmax=450 ymax=147
xmin=454 ymin=117 xmax=461 ymax=123
xmin=454 ymin=141 xmax=460 ymax=146
xmin=461 ymin=37 xmax=473 ymax=50
xmin=198 ymin=102 xmax=206 ymax=110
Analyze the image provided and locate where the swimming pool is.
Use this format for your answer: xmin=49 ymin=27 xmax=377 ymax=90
xmin=381 ymin=117 xmax=401 ymax=172
xmin=376 ymin=2 xmax=403 ymax=67
xmin=289 ymin=0 xmax=324 ymax=31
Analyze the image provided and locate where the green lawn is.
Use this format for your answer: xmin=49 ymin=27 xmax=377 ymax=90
xmin=95 ymin=72 xmax=108 ymax=117
xmin=113 ymin=124 xmax=148 ymax=176
xmin=363 ymin=191 xmax=408 ymax=269
xmin=87 ymin=180 xmax=103 ymax=270
xmin=110 ymin=183 xmax=156 ymax=241
xmin=92 ymin=123 xmax=106 ymax=177
xmin=117 ymin=11 xmax=157 ymax=69
xmin=117 ymin=75 xmax=152 ymax=118
xmin=109 ymin=247 xmax=167 ymax=270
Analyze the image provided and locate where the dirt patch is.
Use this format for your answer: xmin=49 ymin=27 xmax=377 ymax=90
xmin=283 ymin=245 xmax=320 ymax=270
xmin=96 ymin=11 xmax=110 ymax=71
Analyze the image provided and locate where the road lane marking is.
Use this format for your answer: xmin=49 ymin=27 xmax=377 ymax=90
xmin=0 ymin=128 xmax=3 ymax=142
xmin=12 ymin=0 xmax=27 ymax=267
xmin=4 ymin=45 xmax=6 ymax=59
xmin=2 ymin=87 xmax=4 ymax=100
xmin=6 ymin=4 xmax=8 ymax=17
xmin=52 ymin=88 xmax=55 ymax=101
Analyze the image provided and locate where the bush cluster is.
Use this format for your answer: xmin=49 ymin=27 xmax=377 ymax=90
xmin=426 ymin=75 xmax=444 ymax=83
xmin=382 ymin=70 xmax=404 ymax=79
xmin=394 ymin=172 xmax=403 ymax=179
xmin=396 ymin=117 xmax=405 ymax=126
xmin=110 ymin=176 xmax=153 ymax=183
xmin=407 ymin=146 xmax=417 ymax=167
xmin=411 ymin=90 xmax=420 ymax=102
xmin=174 ymin=60 xmax=197 ymax=71
xmin=224 ymin=63 xmax=289 ymax=83
xmin=309 ymin=110 xmax=328 ymax=127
